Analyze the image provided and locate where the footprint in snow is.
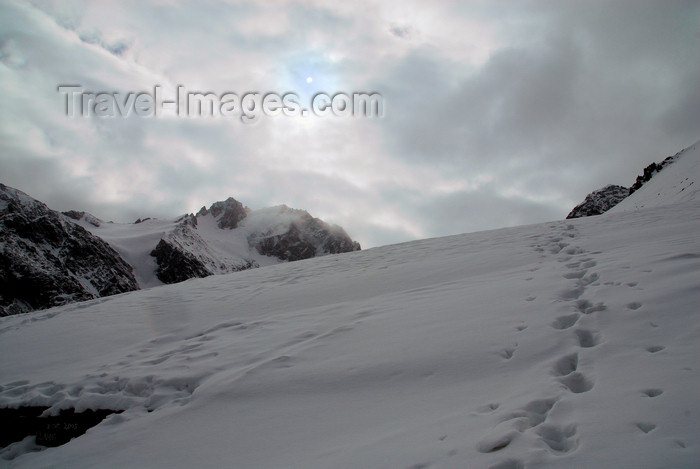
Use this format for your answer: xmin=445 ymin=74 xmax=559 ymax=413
xmin=574 ymin=329 xmax=602 ymax=348
xmin=552 ymin=314 xmax=579 ymax=330
xmin=575 ymin=299 xmax=606 ymax=314
xmin=646 ymin=345 xmax=665 ymax=353
xmin=559 ymin=372 xmax=594 ymax=394
xmin=537 ymin=424 xmax=578 ymax=453
xmin=500 ymin=345 xmax=517 ymax=360
xmin=504 ymin=398 xmax=558 ymax=428
xmin=559 ymin=285 xmax=586 ymax=300
xmin=477 ymin=398 xmax=559 ymax=454
xmin=579 ymin=272 xmax=600 ymax=286
xmin=552 ymin=353 xmax=578 ymax=376
xmin=634 ymin=422 xmax=656 ymax=434
xmin=489 ymin=459 xmax=524 ymax=469
xmin=641 ymin=388 xmax=663 ymax=398
xmin=563 ymin=270 xmax=587 ymax=279
xmin=477 ymin=402 xmax=500 ymax=413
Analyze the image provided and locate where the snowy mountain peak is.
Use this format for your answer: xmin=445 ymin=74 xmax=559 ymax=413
xmin=196 ymin=197 xmax=250 ymax=229
xmin=147 ymin=198 xmax=361 ymax=284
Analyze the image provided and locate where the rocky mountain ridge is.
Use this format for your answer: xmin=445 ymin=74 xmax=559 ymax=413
xmin=566 ymin=184 xmax=629 ymax=219
xmin=146 ymin=198 xmax=361 ymax=285
xmin=566 ymin=147 xmax=685 ymax=219
xmin=0 ymin=186 xmax=360 ymax=315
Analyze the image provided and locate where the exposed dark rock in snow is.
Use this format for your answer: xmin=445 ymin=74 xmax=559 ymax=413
xmin=566 ymin=185 xmax=629 ymax=219
xmin=0 ymin=184 xmax=139 ymax=316
xmin=0 ymin=406 xmax=120 ymax=450
xmin=629 ymin=156 xmax=675 ymax=195
xmin=567 ymin=151 xmax=680 ymax=219
xmin=150 ymin=239 xmax=212 ymax=284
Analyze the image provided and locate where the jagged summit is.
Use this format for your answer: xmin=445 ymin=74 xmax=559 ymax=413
xmin=196 ymin=197 xmax=249 ymax=229
xmin=566 ymin=184 xmax=628 ymax=219
xmin=145 ymin=197 xmax=361 ymax=285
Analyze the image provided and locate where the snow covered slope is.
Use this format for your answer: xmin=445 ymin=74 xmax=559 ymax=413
xmin=71 ymin=216 xmax=179 ymax=289
xmin=610 ymin=140 xmax=699 ymax=212
xmin=1 ymin=194 xmax=698 ymax=467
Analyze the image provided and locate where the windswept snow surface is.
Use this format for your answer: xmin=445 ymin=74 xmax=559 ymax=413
xmin=1 ymin=204 xmax=699 ymax=467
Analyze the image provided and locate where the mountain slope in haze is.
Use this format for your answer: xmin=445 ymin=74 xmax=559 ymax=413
xmin=0 ymin=185 xmax=360 ymax=315
xmin=0 ymin=149 xmax=698 ymax=468
xmin=567 ymin=140 xmax=698 ymax=218
xmin=75 ymin=197 xmax=361 ymax=288
xmin=0 ymin=184 xmax=139 ymax=317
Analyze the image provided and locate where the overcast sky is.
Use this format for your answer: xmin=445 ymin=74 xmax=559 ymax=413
xmin=1 ymin=0 xmax=698 ymax=248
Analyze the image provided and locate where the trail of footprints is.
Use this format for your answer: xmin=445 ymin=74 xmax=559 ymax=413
xmin=482 ymin=223 xmax=668 ymax=468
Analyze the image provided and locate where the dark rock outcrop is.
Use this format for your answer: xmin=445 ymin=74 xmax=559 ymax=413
xmin=628 ymin=156 xmax=674 ymax=195
xmin=566 ymin=185 xmax=629 ymax=219
xmin=149 ymin=210 xmax=257 ymax=284
xmin=150 ymin=239 xmax=211 ymax=284
xmin=0 ymin=184 xmax=139 ymax=316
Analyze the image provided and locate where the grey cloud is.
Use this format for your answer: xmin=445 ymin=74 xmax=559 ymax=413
xmin=416 ymin=189 xmax=561 ymax=238
xmin=374 ymin=1 xmax=699 ymax=219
